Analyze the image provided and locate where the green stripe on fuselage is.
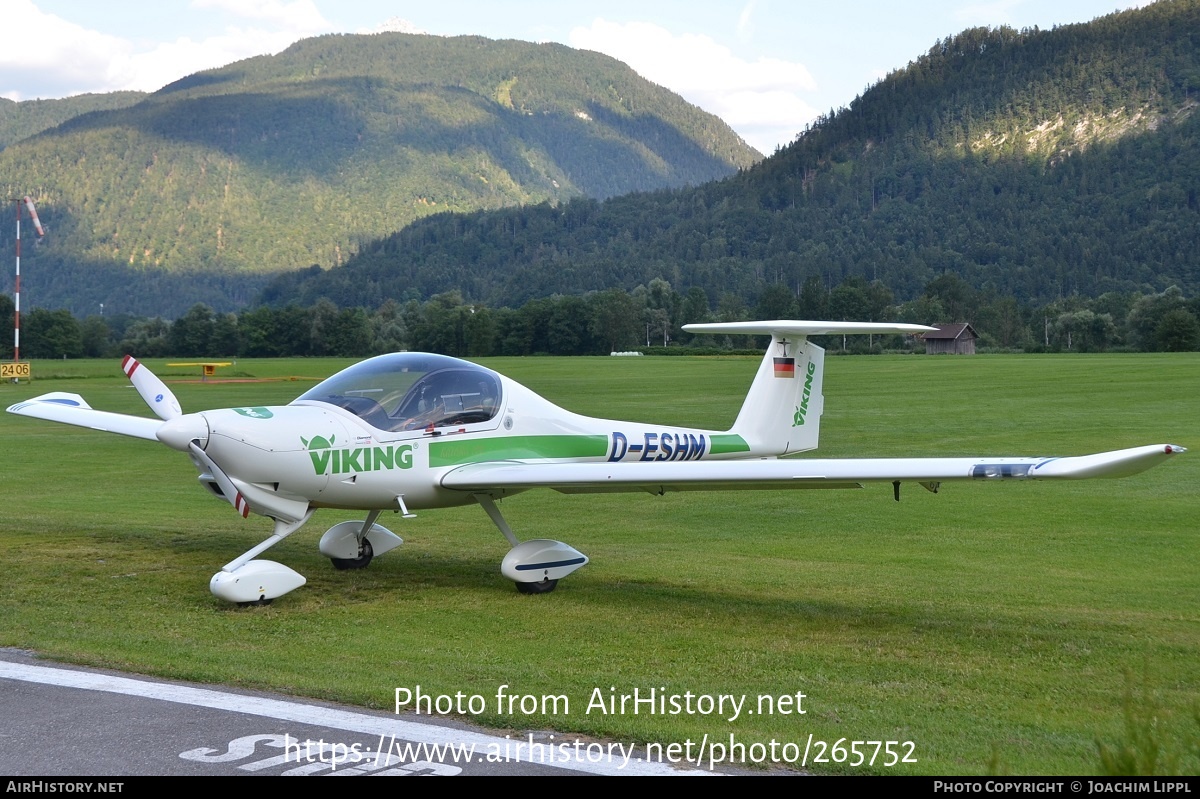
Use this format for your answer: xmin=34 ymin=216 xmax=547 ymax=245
xmin=708 ymin=434 xmax=750 ymax=455
xmin=429 ymin=435 xmax=610 ymax=467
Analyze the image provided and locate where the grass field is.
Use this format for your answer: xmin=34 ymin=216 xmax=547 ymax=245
xmin=1 ymin=352 xmax=1197 ymax=775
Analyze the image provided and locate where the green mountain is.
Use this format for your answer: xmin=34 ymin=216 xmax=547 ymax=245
xmin=0 ymin=92 xmax=145 ymax=151
xmin=265 ymin=0 xmax=1200 ymax=311
xmin=0 ymin=33 xmax=759 ymax=317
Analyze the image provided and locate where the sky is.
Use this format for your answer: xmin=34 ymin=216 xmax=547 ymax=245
xmin=2 ymin=0 xmax=1149 ymax=154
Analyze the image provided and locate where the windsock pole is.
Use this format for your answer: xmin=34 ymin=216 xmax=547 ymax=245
xmin=11 ymin=196 xmax=44 ymax=362
xmin=11 ymin=195 xmax=43 ymax=359
xmin=13 ymin=198 xmax=20 ymax=362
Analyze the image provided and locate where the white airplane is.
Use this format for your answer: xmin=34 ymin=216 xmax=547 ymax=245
xmin=6 ymin=320 xmax=1185 ymax=605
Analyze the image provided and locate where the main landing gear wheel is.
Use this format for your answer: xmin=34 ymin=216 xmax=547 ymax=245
xmin=238 ymin=597 xmax=273 ymax=608
xmin=331 ymin=537 xmax=374 ymax=570
xmin=515 ymin=578 xmax=558 ymax=595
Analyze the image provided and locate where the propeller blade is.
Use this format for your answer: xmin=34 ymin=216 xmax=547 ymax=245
xmin=188 ymin=441 xmax=251 ymax=518
xmin=122 ymin=356 xmax=182 ymax=421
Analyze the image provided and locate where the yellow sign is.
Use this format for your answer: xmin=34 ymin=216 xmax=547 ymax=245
xmin=2 ymin=362 xmax=31 ymax=379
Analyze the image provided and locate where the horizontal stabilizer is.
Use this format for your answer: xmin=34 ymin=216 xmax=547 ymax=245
xmin=683 ymin=320 xmax=934 ymax=337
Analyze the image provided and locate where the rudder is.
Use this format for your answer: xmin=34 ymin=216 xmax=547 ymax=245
xmin=728 ymin=336 xmax=825 ymax=456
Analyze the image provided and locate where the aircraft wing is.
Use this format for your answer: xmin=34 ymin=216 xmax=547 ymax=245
xmin=7 ymin=392 xmax=163 ymax=441
xmin=440 ymin=445 xmax=1185 ymax=495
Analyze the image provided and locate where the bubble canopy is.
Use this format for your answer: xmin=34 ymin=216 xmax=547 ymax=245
xmin=294 ymin=353 xmax=502 ymax=432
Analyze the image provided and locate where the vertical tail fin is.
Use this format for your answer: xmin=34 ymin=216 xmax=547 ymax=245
xmin=727 ymin=336 xmax=824 ymax=456
xmin=681 ymin=320 xmax=934 ymax=457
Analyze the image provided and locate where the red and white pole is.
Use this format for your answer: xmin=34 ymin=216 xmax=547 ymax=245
xmin=13 ymin=198 xmax=21 ymax=362
xmin=11 ymin=196 xmax=43 ymax=362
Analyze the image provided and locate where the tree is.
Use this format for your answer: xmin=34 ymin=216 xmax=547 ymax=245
xmin=23 ymin=308 xmax=83 ymax=358
xmin=307 ymin=298 xmax=340 ymax=356
xmin=411 ymin=292 xmax=470 ymax=355
xmin=643 ymin=307 xmax=670 ymax=347
xmin=169 ymin=303 xmax=215 ymax=357
xmin=895 ymin=295 xmax=946 ymax=326
xmin=1155 ymin=308 xmax=1199 ymax=352
xmin=680 ymin=286 xmax=710 ymax=325
xmin=1127 ymin=287 xmax=1188 ymax=351
xmin=973 ymin=296 xmax=1027 ymax=349
xmin=329 ymin=308 xmax=372 ymax=356
xmin=210 ymin=313 xmax=240 ymax=356
xmin=1053 ymin=309 xmax=1114 ymax=352
xmin=756 ymin=283 xmax=796 ymax=320
xmin=716 ymin=292 xmax=747 ymax=323
xmin=238 ymin=307 xmax=281 ymax=357
xmin=828 ymin=279 xmax=872 ymax=351
xmin=589 ymin=288 xmax=639 ymax=352
xmin=863 ymin=280 xmax=894 ymax=322
xmin=828 ymin=279 xmax=870 ymax=322
xmin=924 ymin=273 xmax=976 ymax=322
xmin=118 ymin=317 xmax=170 ymax=358
xmin=797 ymin=276 xmax=828 ymax=319
xmin=79 ymin=315 xmax=112 ymax=358
xmin=645 ymin=278 xmax=679 ymax=346
xmin=465 ymin=306 xmax=496 ymax=356
xmin=547 ymin=296 xmax=588 ymax=355
xmin=370 ymin=300 xmax=408 ymax=353
xmin=0 ymin=295 xmax=14 ymax=353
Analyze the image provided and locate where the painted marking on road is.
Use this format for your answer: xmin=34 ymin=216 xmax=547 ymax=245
xmin=0 ymin=660 xmax=703 ymax=775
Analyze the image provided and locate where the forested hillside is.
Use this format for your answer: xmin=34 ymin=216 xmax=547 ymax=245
xmin=0 ymin=92 xmax=145 ymax=150
xmin=0 ymin=33 xmax=758 ymax=317
xmin=267 ymin=0 xmax=1200 ymax=310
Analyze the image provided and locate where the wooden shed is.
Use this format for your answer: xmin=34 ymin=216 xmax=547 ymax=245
xmin=923 ymin=323 xmax=978 ymax=355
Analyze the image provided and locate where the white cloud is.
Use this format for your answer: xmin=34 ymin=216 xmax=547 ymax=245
xmin=2 ymin=0 xmax=135 ymax=98
xmin=1 ymin=0 xmax=332 ymax=100
xmin=569 ymin=17 xmax=818 ymax=153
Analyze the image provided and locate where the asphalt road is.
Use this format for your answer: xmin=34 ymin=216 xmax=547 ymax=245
xmin=0 ymin=648 xmax=716 ymax=776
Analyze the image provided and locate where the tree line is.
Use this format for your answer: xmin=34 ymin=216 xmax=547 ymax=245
xmin=6 ymin=273 xmax=1197 ymax=361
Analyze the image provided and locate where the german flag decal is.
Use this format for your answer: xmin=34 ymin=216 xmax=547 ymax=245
xmin=773 ymin=357 xmax=795 ymax=378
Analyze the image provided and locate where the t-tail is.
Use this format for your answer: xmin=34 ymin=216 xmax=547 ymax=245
xmin=682 ymin=320 xmax=935 ymax=457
